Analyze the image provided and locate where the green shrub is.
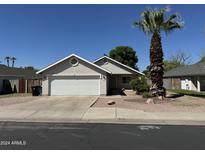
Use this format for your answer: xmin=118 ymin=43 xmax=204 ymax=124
xmin=129 ymin=77 xmax=150 ymax=94
xmin=129 ymin=79 xmax=137 ymax=91
xmin=142 ymin=92 xmax=152 ymax=98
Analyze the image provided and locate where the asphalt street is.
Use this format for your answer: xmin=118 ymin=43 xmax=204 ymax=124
xmin=0 ymin=122 xmax=205 ymax=150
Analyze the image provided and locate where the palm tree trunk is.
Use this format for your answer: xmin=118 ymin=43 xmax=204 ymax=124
xmin=12 ymin=60 xmax=14 ymax=67
xmin=150 ymin=33 xmax=165 ymax=97
xmin=7 ymin=60 xmax=9 ymax=67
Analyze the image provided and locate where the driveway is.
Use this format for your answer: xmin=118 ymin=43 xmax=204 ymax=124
xmin=0 ymin=96 xmax=98 ymax=121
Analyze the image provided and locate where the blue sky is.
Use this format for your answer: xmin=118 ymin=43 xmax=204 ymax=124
xmin=0 ymin=4 xmax=205 ymax=71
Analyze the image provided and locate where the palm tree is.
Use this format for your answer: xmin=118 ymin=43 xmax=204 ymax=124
xmin=134 ymin=8 xmax=183 ymax=97
xmin=10 ymin=57 xmax=17 ymax=67
xmin=5 ymin=56 xmax=10 ymax=67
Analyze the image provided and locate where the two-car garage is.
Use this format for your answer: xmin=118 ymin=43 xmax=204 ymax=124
xmin=49 ymin=76 xmax=100 ymax=96
xmin=37 ymin=54 xmax=110 ymax=96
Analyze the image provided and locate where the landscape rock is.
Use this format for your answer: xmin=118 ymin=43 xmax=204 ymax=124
xmin=146 ymin=98 xmax=155 ymax=104
xmin=169 ymin=98 xmax=176 ymax=102
xmin=107 ymin=100 xmax=116 ymax=105
xmin=158 ymin=96 xmax=163 ymax=100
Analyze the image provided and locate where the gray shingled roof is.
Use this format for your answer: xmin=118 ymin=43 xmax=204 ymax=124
xmin=0 ymin=64 xmax=41 ymax=79
xmin=164 ymin=61 xmax=205 ymax=77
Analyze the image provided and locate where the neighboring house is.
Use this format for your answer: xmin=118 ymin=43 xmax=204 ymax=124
xmin=37 ymin=54 xmax=144 ymax=96
xmin=0 ymin=64 xmax=42 ymax=94
xmin=164 ymin=61 xmax=205 ymax=92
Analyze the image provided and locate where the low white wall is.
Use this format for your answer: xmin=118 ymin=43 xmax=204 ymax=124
xmin=181 ymin=77 xmax=197 ymax=91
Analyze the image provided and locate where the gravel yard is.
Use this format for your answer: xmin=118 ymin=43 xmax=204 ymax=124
xmin=92 ymin=95 xmax=205 ymax=112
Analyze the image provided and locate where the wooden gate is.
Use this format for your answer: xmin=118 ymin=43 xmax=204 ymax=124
xmin=19 ymin=79 xmax=25 ymax=93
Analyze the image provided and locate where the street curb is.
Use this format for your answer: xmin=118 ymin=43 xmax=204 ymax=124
xmin=0 ymin=118 xmax=205 ymax=126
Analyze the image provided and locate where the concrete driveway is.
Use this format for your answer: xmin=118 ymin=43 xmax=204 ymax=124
xmin=0 ymin=96 xmax=98 ymax=121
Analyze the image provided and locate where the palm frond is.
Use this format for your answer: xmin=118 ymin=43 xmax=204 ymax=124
xmin=134 ymin=7 xmax=183 ymax=35
xmin=163 ymin=13 xmax=183 ymax=34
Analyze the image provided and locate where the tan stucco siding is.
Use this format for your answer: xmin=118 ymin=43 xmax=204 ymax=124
xmin=40 ymin=56 xmax=108 ymax=96
xmin=163 ymin=78 xmax=181 ymax=90
xmin=42 ymin=57 xmax=106 ymax=76
xmin=100 ymin=75 xmax=107 ymax=95
xmin=42 ymin=78 xmax=49 ymax=95
xmin=95 ymin=58 xmax=134 ymax=74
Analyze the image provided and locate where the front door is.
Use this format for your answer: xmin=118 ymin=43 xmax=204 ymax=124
xmin=110 ymin=76 xmax=117 ymax=89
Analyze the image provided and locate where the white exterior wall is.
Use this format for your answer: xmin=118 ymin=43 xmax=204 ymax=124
xmin=9 ymin=80 xmax=19 ymax=93
xmin=197 ymin=77 xmax=201 ymax=92
xmin=41 ymin=57 xmax=107 ymax=96
xmin=181 ymin=77 xmax=197 ymax=91
xmin=181 ymin=77 xmax=191 ymax=90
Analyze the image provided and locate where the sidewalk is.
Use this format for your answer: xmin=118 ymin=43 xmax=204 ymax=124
xmin=1 ymin=106 xmax=205 ymax=125
xmin=82 ymin=107 xmax=205 ymax=125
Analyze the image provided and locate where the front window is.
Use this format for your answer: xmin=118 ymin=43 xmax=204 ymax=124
xmin=103 ymin=59 xmax=108 ymax=65
xmin=70 ymin=58 xmax=79 ymax=66
xmin=122 ymin=77 xmax=131 ymax=84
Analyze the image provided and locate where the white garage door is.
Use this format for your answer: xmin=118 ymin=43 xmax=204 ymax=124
xmin=50 ymin=76 xmax=100 ymax=96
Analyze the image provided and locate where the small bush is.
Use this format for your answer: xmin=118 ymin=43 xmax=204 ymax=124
xmin=129 ymin=79 xmax=137 ymax=91
xmin=129 ymin=77 xmax=150 ymax=94
xmin=142 ymin=92 xmax=152 ymax=98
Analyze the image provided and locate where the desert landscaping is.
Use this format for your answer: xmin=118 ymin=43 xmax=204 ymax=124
xmin=92 ymin=90 xmax=205 ymax=112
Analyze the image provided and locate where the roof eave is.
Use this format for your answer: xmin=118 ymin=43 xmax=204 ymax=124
xmin=94 ymin=56 xmax=144 ymax=76
xmin=36 ymin=54 xmax=111 ymax=74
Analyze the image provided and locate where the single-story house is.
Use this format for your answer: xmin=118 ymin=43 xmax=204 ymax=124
xmin=164 ymin=61 xmax=205 ymax=92
xmin=37 ymin=54 xmax=144 ymax=96
xmin=0 ymin=64 xmax=42 ymax=94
